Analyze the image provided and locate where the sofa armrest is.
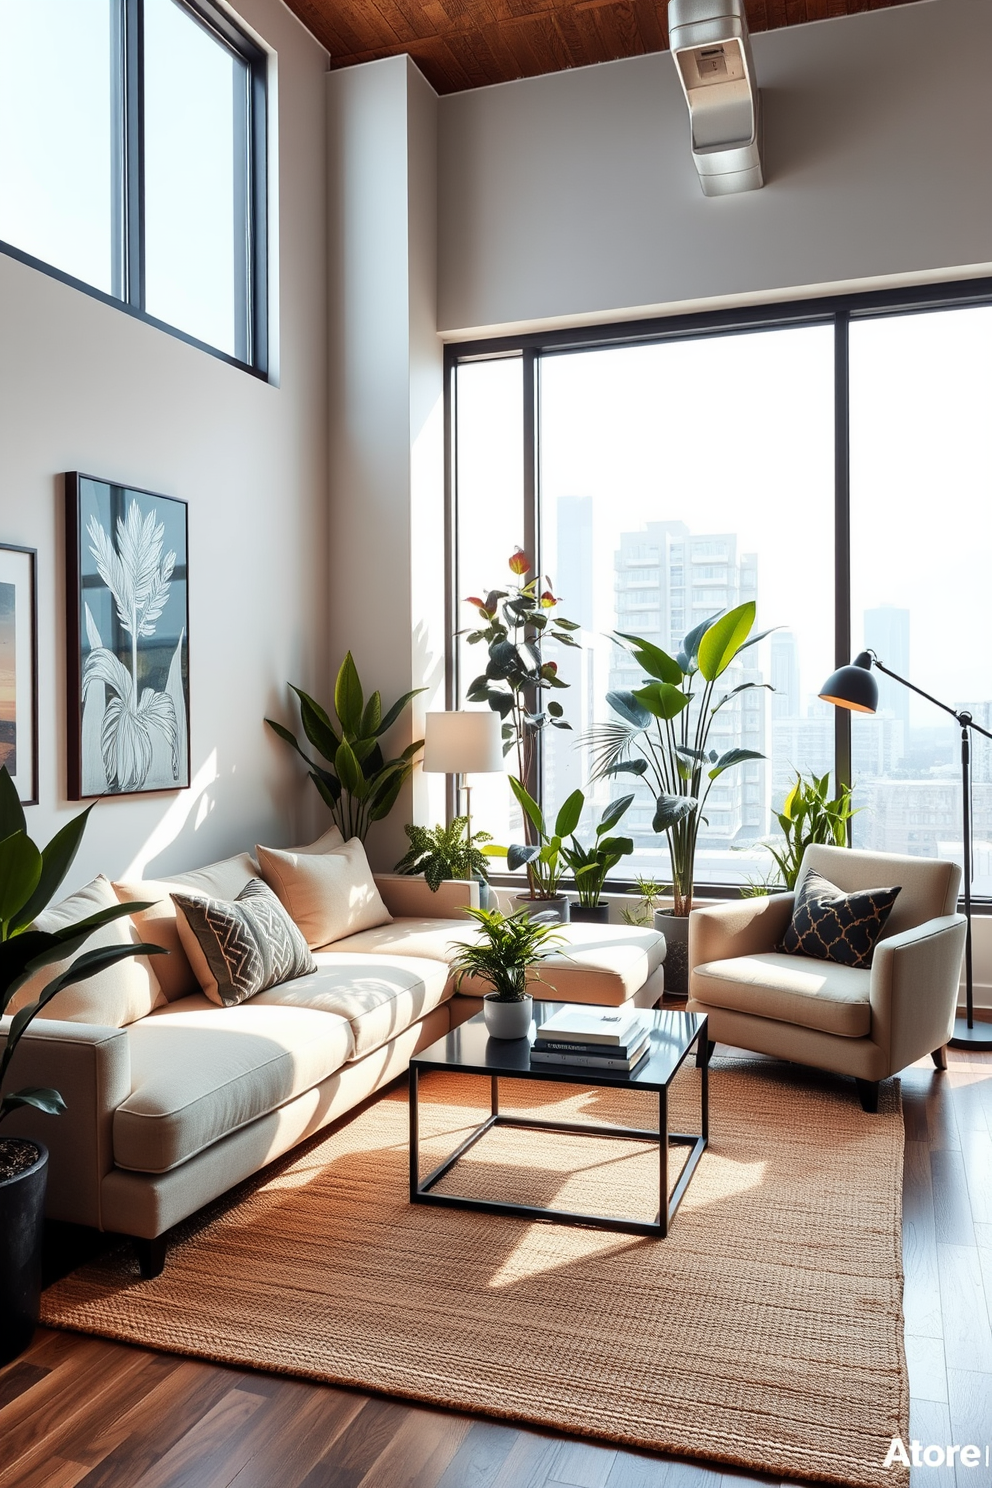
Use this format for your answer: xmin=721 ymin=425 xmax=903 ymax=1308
xmin=688 ymin=894 xmax=795 ymax=975
xmin=374 ymin=873 xmax=480 ymax=919
xmin=869 ymin=914 xmax=967 ymax=1073
xmin=0 ymin=1016 xmax=131 ymax=1230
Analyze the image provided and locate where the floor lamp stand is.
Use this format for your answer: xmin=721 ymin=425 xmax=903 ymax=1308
xmin=952 ymin=715 xmax=992 ymax=1050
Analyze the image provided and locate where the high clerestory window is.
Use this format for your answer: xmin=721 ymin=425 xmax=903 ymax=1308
xmin=0 ymin=0 xmax=267 ymax=373
xmin=448 ymin=283 xmax=992 ymax=898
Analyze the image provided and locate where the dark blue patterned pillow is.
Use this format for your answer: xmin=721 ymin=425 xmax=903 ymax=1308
xmin=780 ymin=869 xmax=901 ymax=969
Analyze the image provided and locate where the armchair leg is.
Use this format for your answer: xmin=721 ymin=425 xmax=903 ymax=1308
xmin=696 ymin=1038 xmax=716 ymax=1069
xmin=855 ymin=1079 xmax=880 ymax=1114
xmin=133 ymin=1236 xmax=166 ymax=1279
xmin=931 ymin=1046 xmax=948 ymax=1070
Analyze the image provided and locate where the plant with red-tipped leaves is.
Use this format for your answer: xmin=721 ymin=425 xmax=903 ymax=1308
xmin=462 ymin=548 xmax=580 ymax=813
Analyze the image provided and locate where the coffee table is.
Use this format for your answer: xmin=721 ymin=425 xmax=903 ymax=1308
xmin=409 ymin=1002 xmax=708 ymax=1238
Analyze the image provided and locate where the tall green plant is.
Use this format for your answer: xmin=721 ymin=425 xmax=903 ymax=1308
xmin=490 ymin=779 xmax=586 ymax=901
xmin=766 ymin=771 xmax=857 ymax=890
xmin=266 ymin=654 xmax=425 ymax=842
xmin=462 ymin=548 xmax=580 ymax=800
xmin=0 ymin=769 xmax=162 ymax=1125
xmin=587 ymin=602 xmax=774 ymax=917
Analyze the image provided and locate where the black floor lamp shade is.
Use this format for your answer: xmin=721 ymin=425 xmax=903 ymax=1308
xmin=818 ymin=652 xmax=879 ymax=714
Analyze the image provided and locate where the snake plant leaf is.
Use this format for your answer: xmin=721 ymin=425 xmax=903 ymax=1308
xmin=553 ymin=789 xmax=584 ymax=840
xmin=615 ymin=634 xmax=683 ymax=685
xmin=0 ymin=767 xmax=26 ymax=844
xmin=606 ymin=691 xmax=652 ymax=730
xmin=697 ymin=602 xmax=756 ymax=681
xmin=334 ymin=653 xmax=364 ymax=735
xmin=0 ymin=833 xmax=42 ymax=932
xmin=652 ymin=795 xmax=697 ymax=833
xmin=708 ymin=747 xmax=765 ymax=779
xmin=632 ymin=681 xmax=690 ymax=721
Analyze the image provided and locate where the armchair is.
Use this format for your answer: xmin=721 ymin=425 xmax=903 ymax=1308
xmin=687 ymin=844 xmax=967 ymax=1110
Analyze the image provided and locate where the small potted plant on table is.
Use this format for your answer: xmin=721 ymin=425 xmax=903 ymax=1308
xmin=449 ymin=906 xmax=564 ymax=1039
xmin=561 ymin=794 xmax=635 ymax=923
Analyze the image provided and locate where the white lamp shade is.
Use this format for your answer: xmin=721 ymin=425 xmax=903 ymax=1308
xmin=422 ymin=711 xmax=504 ymax=775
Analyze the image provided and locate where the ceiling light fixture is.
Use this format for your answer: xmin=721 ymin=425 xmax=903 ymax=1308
xmin=668 ymin=0 xmax=763 ymax=197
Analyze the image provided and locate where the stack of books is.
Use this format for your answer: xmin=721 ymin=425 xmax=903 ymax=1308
xmin=530 ymin=1006 xmax=650 ymax=1072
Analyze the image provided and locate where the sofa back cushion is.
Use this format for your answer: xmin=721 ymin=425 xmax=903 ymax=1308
xmin=6 ymin=874 xmax=165 ymax=1027
xmin=113 ymin=853 xmax=259 ymax=1001
xmin=255 ymin=837 xmax=392 ymax=949
xmin=172 ymin=879 xmax=317 ymax=1007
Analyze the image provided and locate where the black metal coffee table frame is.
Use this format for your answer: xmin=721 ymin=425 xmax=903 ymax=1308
xmin=409 ymin=1005 xmax=708 ymax=1239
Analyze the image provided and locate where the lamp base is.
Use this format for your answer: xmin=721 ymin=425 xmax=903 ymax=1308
xmin=948 ymin=1017 xmax=992 ymax=1053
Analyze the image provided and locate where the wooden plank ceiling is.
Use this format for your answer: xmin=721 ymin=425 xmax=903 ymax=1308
xmin=284 ymin=0 xmax=919 ymax=94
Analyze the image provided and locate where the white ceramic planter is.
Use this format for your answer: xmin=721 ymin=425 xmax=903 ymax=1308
xmin=483 ymin=993 xmax=534 ymax=1040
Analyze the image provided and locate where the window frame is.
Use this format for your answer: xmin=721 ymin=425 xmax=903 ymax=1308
xmin=0 ymin=0 xmax=268 ymax=378
xmin=444 ymin=274 xmax=992 ymax=902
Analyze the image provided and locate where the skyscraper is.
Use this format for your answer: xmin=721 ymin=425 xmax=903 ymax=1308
xmin=770 ymin=630 xmax=800 ymax=719
xmin=864 ymin=605 xmax=910 ymax=739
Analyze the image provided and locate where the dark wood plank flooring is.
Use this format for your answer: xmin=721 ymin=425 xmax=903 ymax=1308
xmin=2 ymin=1042 xmax=990 ymax=1488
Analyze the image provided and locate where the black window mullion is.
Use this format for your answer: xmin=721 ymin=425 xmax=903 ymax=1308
xmin=834 ymin=310 xmax=853 ymax=824
xmin=109 ymin=0 xmax=126 ymax=300
xmin=522 ymin=348 xmax=542 ymax=808
xmin=249 ymin=61 xmax=268 ymax=375
xmin=232 ymin=60 xmax=250 ymax=365
xmin=124 ymin=0 xmax=144 ymax=311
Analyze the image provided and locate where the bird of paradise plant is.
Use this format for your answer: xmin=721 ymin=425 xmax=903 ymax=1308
xmin=83 ymin=502 xmax=181 ymax=793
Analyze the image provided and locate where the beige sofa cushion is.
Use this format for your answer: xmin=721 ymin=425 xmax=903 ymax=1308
xmin=6 ymin=875 xmax=165 ymax=1027
xmin=253 ymin=951 xmax=452 ymax=1059
xmin=113 ymin=853 xmax=259 ymax=1001
xmin=256 ymin=837 xmax=391 ymax=949
xmin=115 ymin=996 xmax=355 ymax=1172
xmin=691 ymin=951 xmax=871 ymax=1038
xmin=334 ymin=920 xmax=666 ymax=1008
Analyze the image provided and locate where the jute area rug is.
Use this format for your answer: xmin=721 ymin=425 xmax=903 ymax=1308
xmin=42 ymin=1059 xmax=908 ymax=1487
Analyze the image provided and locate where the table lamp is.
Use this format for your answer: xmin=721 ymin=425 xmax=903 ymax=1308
xmin=422 ymin=711 xmax=504 ymax=851
xmin=820 ymin=650 xmax=992 ymax=1051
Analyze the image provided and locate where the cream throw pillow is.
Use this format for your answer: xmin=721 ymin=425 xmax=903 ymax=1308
xmin=255 ymin=837 xmax=392 ymax=949
xmin=113 ymin=853 xmax=259 ymax=1001
xmin=6 ymin=875 xmax=165 ymax=1028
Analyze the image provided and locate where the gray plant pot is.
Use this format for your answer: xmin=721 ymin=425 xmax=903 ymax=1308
xmin=483 ymin=993 xmax=534 ymax=1040
xmin=654 ymin=910 xmax=689 ymax=999
xmin=0 ymin=1139 xmax=48 ymax=1366
xmin=569 ymin=902 xmax=610 ymax=925
xmin=514 ymin=894 xmax=570 ymax=924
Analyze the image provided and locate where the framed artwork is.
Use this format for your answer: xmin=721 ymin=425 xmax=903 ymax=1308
xmin=66 ymin=473 xmax=190 ymax=800
xmin=0 ymin=544 xmax=38 ymax=805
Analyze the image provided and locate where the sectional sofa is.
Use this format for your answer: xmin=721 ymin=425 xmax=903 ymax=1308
xmin=3 ymin=830 xmax=666 ymax=1276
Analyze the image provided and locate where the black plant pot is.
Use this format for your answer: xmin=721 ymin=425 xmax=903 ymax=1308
xmin=0 ymin=1139 xmax=48 ymax=1365
xmin=654 ymin=911 xmax=689 ymax=999
xmin=569 ymin=903 xmax=610 ymax=925
xmin=514 ymin=894 xmax=570 ymax=924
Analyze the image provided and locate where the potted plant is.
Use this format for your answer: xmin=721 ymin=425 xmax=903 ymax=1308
xmin=395 ymin=817 xmax=494 ymax=907
xmin=449 ymin=906 xmax=565 ymax=1039
xmin=266 ymin=652 xmax=425 ymax=842
xmin=560 ymin=794 xmax=635 ymax=923
xmin=588 ymin=602 xmax=772 ymax=995
xmin=487 ymin=779 xmax=586 ymax=922
xmin=621 ymin=875 xmax=668 ymax=927
xmin=0 ymin=770 xmax=161 ymax=1363
xmin=765 ymin=771 xmax=857 ymax=890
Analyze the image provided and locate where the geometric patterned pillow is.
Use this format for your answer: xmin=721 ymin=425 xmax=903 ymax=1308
xmin=171 ymin=879 xmax=317 ymax=1008
xmin=780 ymin=869 xmax=901 ymax=969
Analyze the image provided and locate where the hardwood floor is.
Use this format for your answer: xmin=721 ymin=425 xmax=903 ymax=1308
xmin=2 ymin=1043 xmax=990 ymax=1488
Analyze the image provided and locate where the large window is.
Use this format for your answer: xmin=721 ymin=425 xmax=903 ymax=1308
xmin=0 ymin=0 xmax=266 ymax=372
xmin=449 ymin=285 xmax=992 ymax=898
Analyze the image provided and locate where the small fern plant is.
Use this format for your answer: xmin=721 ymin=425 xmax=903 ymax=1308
xmin=395 ymin=818 xmax=492 ymax=892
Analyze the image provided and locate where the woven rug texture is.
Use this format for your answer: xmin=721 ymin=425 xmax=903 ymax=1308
xmin=42 ymin=1059 xmax=909 ymax=1487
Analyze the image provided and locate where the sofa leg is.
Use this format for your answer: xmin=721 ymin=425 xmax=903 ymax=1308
xmin=855 ymin=1079 xmax=880 ymax=1114
xmin=133 ymin=1236 xmax=166 ymax=1279
xmin=931 ymin=1046 xmax=948 ymax=1071
xmin=696 ymin=1038 xmax=716 ymax=1069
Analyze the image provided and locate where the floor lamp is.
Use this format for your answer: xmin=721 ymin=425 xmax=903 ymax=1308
xmin=422 ymin=711 xmax=504 ymax=855
xmin=820 ymin=650 xmax=992 ymax=1051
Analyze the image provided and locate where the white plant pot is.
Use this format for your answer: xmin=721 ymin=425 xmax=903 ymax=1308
xmin=483 ymin=993 xmax=534 ymax=1040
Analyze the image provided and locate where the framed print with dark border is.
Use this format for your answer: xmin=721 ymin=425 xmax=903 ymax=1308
xmin=0 ymin=544 xmax=38 ymax=805
xmin=66 ymin=473 xmax=190 ymax=800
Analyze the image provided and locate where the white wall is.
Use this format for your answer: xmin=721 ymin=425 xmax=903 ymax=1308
xmin=438 ymin=0 xmax=992 ymax=337
xmin=326 ymin=57 xmax=445 ymax=872
xmin=0 ymin=0 xmax=329 ymax=887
